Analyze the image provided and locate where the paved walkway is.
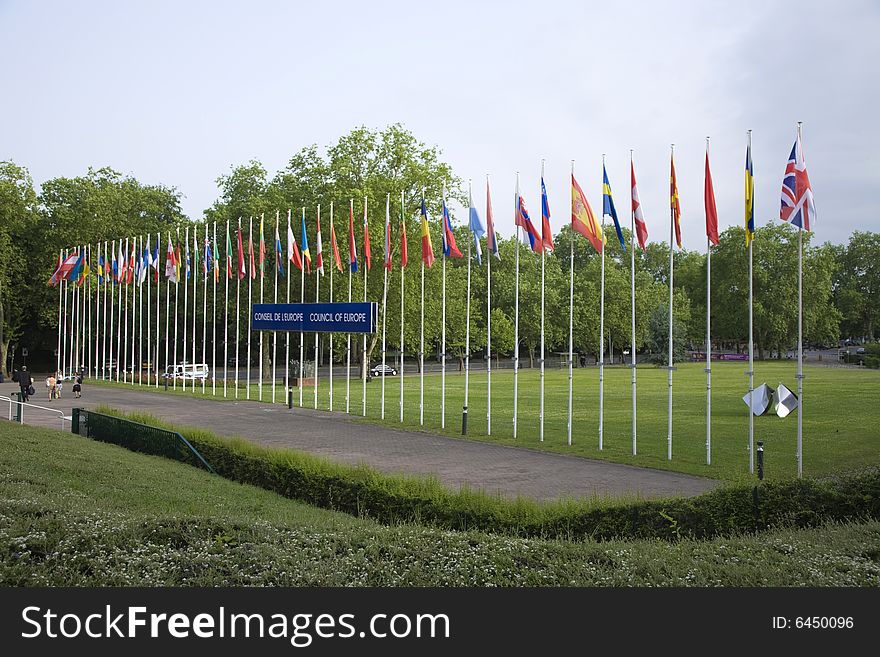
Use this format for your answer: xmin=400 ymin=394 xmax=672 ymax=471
xmin=0 ymin=380 xmax=718 ymax=502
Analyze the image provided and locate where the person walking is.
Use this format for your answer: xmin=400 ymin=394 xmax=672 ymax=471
xmin=73 ymin=374 xmax=82 ymax=399
xmin=19 ymin=366 xmax=33 ymax=402
xmin=46 ymin=374 xmax=57 ymax=400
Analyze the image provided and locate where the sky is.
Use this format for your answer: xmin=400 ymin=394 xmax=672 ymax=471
xmin=2 ymin=0 xmax=879 ymax=251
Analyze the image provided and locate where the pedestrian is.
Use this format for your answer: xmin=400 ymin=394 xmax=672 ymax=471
xmin=56 ymin=378 xmax=63 ymax=399
xmin=73 ymin=374 xmax=82 ymax=399
xmin=19 ymin=366 xmax=33 ymax=402
xmin=46 ymin=374 xmax=57 ymax=400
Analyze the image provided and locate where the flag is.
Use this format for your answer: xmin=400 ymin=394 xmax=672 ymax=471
xmin=315 ymin=209 xmax=324 ymax=275
xmin=96 ymin=254 xmax=105 ymax=285
xmin=213 ymin=234 xmax=220 ymax=282
xmin=204 ymin=237 xmax=213 ymax=275
xmin=127 ymin=242 xmax=136 ymax=284
xmin=111 ymin=248 xmax=118 ymax=283
xmin=174 ymin=240 xmax=181 ymax=283
xmin=287 ymin=216 xmax=303 ymax=272
xmin=705 ymin=149 xmax=719 ymax=246
xmin=363 ymin=198 xmax=371 ymax=272
xmin=248 ymin=222 xmax=256 ymax=280
xmin=104 ymin=250 xmax=112 ymax=280
xmin=301 ymin=210 xmax=312 ymax=274
xmin=185 ymin=239 xmax=191 ymax=281
xmin=571 ymin=174 xmax=603 ymax=254
xmin=468 ymin=186 xmax=486 ymax=264
xmin=259 ymin=215 xmax=266 ymax=278
xmin=780 ymin=134 xmax=816 ymax=231
xmin=68 ymin=251 xmax=84 ymax=284
xmin=51 ymin=252 xmax=80 ymax=285
xmin=152 ymin=243 xmax=160 ymax=282
xmin=236 ymin=223 xmax=246 ymax=280
xmin=670 ymin=153 xmax=682 ymax=248
xmin=329 ymin=208 xmax=343 ymax=272
xmin=631 ymin=161 xmax=649 ymax=252
xmin=78 ymin=252 xmax=90 ymax=286
xmin=225 ymin=224 xmax=233 ymax=280
xmin=441 ymin=193 xmax=463 ymax=258
xmin=139 ymin=246 xmax=149 ymax=284
xmin=400 ymin=202 xmax=408 ymax=268
xmin=384 ymin=199 xmax=392 ymax=271
xmin=275 ymin=219 xmax=285 ymax=277
xmin=165 ymin=236 xmax=178 ymax=283
xmin=117 ymin=243 xmax=126 ymax=283
xmin=348 ymin=202 xmax=358 ymax=274
xmin=515 ymin=194 xmax=541 ymax=253
xmin=420 ymin=195 xmax=435 ymax=268
xmin=603 ymin=166 xmax=626 ymax=251
xmin=540 ymin=177 xmax=554 ymax=252
xmin=745 ymin=143 xmax=755 ymax=246
xmin=486 ymin=180 xmax=500 ymax=260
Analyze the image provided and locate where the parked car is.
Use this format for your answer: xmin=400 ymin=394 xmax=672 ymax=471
xmin=369 ymin=363 xmax=398 ymax=377
xmin=164 ymin=363 xmax=210 ymax=380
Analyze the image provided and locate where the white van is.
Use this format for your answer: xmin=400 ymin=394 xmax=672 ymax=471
xmin=163 ymin=363 xmax=209 ymax=380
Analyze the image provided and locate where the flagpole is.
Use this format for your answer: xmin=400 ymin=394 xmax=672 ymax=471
xmin=235 ymin=219 xmax=242 ymax=399
xmin=299 ymin=207 xmax=306 ymax=409
xmin=88 ymin=244 xmax=93 ymax=379
xmin=146 ymin=235 xmax=151 ymax=386
xmin=285 ymin=209 xmax=292 ymax=408
xmin=600 ymin=155 xmax=606 ymax=451
xmin=747 ymin=130 xmax=755 ymax=474
xmin=797 ymin=121 xmax=804 ymax=479
xmin=314 ymin=206 xmax=321 ymax=410
xmin=463 ymin=180 xmax=472 ymax=435
xmin=165 ymin=233 xmax=171 ymax=387
xmin=182 ymin=227 xmax=189 ymax=391
xmin=211 ymin=223 xmax=217 ymax=394
xmin=103 ymin=243 xmax=109 ymax=380
xmin=223 ymin=221 xmax=229 ymax=396
xmin=347 ymin=200 xmax=353 ymax=415
xmin=539 ymin=162 xmax=546 ymax=443
xmin=486 ymin=175 xmax=493 ymax=437
xmin=138 ymin=236 xmax=144 ymax=385
xmin=192 ymin=228 xmax=199 ymax=392
xmin=155 ymin=233 xmax=160 ymax=387
xmin=247 ymin=217 xmax=253 ymax=400
xmin=513 ymin=172 xmax=520 ymax=439
xmin=130 ymin=239 xmax=137 ymax=385
xmin=399 ymin=191 xmax=405 ymax=423
xmin=420 ymin=190 xmax=425 ymax=427
xmin=201 ymin=224 xmax=208 ymax=394
xmin=91 ymin=244 xmax=97 ymax=379
xmin=124 ymin=237 xmax=131 ymax=384
xmin=56 ymin=249 xmax=63 ymax=377
xmin=568 ymin=162 xmax=575 ymax=446
xmin=328 ymin=203 xmax=334 ymax=412
xmin=381 ymin=194 xmax=389 ymax=420
xmin=362 ymin=196 xmax=368 ymax=418
xmin=260 ymin=214 xmax=265 ymax=401
xmin=706 ymin=137 xmax=713 ymax=466
xmin=630 ymin=152 xmax=637 ymax=456
xmin=273 ymin=211 xmax=279 ymax=405
xmin=667 ymin=145 xmax=675 ymax=460
xmin=116 ymin=243 xmax=122 ymax=383
xmin=441 ymin=187 xmax=447 ymax=430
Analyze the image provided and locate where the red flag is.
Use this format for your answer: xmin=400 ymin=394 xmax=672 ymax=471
xmin=236 ymin=223 xmax=246 ymax=280
xmin=348 ymin=201 xmax=358 ymax=273
xmin=248 ymin=222 xmax=256 ymax=280
xmin=329 ymin=208 xmax=343 ymax=273
xmin=400 ymin=206 xmax=408 ymax=268
xmin=670 ymin=153 xmax=682 ymax=248
xmin=363 ymin=197 xmax=371 ymax=272
xmin=631 ymin=160 xmax=649 ymax=251
xmin=704 ymin=149 xmax=719 ymax=246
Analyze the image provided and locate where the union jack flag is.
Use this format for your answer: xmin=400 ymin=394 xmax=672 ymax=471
xmin=780 ymin=135 xmax=816 ymax=231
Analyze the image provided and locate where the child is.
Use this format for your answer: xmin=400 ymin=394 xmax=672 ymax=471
xmin=73 ymin=375 xmax=82 ymax=399
xmin=56 ymin=379 xmax=63 ymax=399
xmin=46 ymin=375 xmax=56 ymax=400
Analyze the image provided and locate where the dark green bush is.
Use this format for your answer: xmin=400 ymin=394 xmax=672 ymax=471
xmin=865 ymin=356 xmax=879 ymax=369
xmin=85 ymin=408 xmax=880 ymax=543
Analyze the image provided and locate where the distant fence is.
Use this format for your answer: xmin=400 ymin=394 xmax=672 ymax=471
xmin=71 ymin=408 xmax=214 ymax=474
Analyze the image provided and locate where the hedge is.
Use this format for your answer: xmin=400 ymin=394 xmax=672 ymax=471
xmin=87 ymin=407 xmax=880 ymax=542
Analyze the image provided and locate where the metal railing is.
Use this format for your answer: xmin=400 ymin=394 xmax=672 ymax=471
xmin=0 ymin=394 xmax=71 ymax=430
xmin=72 ymin=408 xmax=215 ymax=474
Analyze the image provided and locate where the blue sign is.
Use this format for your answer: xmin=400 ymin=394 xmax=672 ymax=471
xmin=251 ymin=303 xmax=377 ymax=334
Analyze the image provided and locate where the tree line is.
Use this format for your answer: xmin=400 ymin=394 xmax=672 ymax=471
xmin=1 ymin=124 xmax=876 ymax=376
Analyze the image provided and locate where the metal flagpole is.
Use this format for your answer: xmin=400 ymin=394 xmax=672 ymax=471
xmin=235 ymin=218 xmax=242 ymax=399
xmin=285 ymin=210 xmax=291 ymax=408
xmin=56 ymin=249 xmax=63 ymax=377
xmin=441 ymin=187 xmax=446 ymax=430
xmin=93 ymin=244 xmax=99 ymax=379
xmin=486 ymin=176 xmax=493 ymax=436
xmin=130 ymin=238 xmax=137 ymax=385
xmin=539 ymin=162 xmax=546 ymax=443
xmin=299 ymin=207 xmax=306 ymax=408
xmin=259 ymin=213 xmax=265 ymax=401
xmin=146 ymin=235 xmax=151 ymax=386
xmin=600 ymin=155 xmax=606 ymax=450
xmin=706 ymin=137 xmax=713 ymax=466
xmin=747 ymin=130 xmax=755 ymax=473
xmin=109 ymin=244 xmax=115 ymax=381
xmin=314 ymin=207 xmax=320 ymax=410
xmin=630 ymin=152 xmax=638 ymax=456
xmin=362 ymin=197 xmax=368 ymax=418
xmin=420 ymin=190 xmax=425 ymax=427
xmin=155 ymin=233 xmax=160 ymax=387
xmin=88 ymin=244 xmax=93 ymax=378
xmin=62 ymin=252 xmax=68 ymax=378
xmin=173 ymin=230 xmax=180 ymax=390
xmin=399 ymin=191 xmax=405 ymax=423
xmin=165 ymin=233 xmax=171 ymax=387
xmin=202 ymin=223 xmax=208 ymax=394
xmin=103 ymin=242 xmax=109 ymax=380
xmin=381 ymin=195 xmax=388 ymax=419
xmin=212 ymin=222 xmax=217 ymax=395
xmin=246 ymin=217 xmax=253 ymax=400
xmin=224 ymin=220 xmax=230 ymax=397
xmin=123 ymin=237 xmax=130 ymax=384
xmin=116 ymin=242 xmax=122 ymax=382
xmin=667 ymin=145 xmax=675 ymax=460
xmin=464 ymin=181 xmax=472 ymax=435
xmin=328 ymin=203 xmax=334 ymax=411
xmin=273 ymin=211 xmax=279 ymax=404
xmin=797 ymin=122 xmax=804 ymax=478
xmin=568 ymin=162 xmax=575 ymax=446
xmin=346 ymin=199 xmax=353 ymax=415
xmin=192 ymin=228 xmax=198 ymax=392
xmin=513 ymin=173 xmax=520 ymax=439
xmin=138 ymin=236 xmax=144 ymax=385
xmin=182 ymin=227 xmax=189 ymax=391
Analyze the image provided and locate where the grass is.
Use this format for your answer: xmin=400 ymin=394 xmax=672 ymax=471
xmin=2 ymin=420 xmax=879 ymax=586
xmin=90 ymin=361 xmax=880 ymax=482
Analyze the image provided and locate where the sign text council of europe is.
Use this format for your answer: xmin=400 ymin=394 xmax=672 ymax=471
xmin=251 ymin=303 xmax=378 ymax=334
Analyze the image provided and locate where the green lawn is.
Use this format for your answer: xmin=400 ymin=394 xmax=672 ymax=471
xmin=2 ymin=421 xmax=879 ymax=586
xmin=90 ymin=362 xmax=880 ymax=482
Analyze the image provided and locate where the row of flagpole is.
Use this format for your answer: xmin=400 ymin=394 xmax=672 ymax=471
xmin=50 ymin=126 xmax=813 ymax=476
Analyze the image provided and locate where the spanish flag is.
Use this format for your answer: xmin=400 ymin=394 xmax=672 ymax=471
xmin=420 ymin=194 xmax=435 ymax=268
xmin=670 ymin=153 xmax=682 ymax=248
xmin=571 ymin=174 xmax=603 ymax=254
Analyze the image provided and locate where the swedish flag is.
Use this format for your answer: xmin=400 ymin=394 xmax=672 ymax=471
xmin=745 ymin=143 xmax=755 ymax=246
xmin=603 ymin=165 xmax=626 ymax=251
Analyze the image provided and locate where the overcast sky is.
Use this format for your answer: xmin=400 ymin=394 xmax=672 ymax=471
xmin=2 ymin=0 xmax=878 ymax=250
